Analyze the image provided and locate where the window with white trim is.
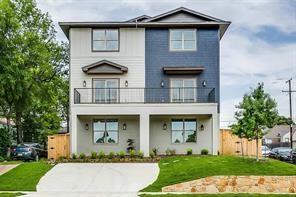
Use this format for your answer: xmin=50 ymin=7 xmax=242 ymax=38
xmin=171 ymin=119 xmax=197 ymax=143
xmin=93 ymin=119 xmax=118 ymax=144
xmin=93 ymin=79 xmax=118 ymax=103
xmin=92 ymin=29 xmax=119 ymax=51
xmin=171 ymin=78 xmax=196 ymax=102
xmin=170 ymin=29 xmax=196 ymax=51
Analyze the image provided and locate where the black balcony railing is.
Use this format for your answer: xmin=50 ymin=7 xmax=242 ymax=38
xmin=74 ymin=87 xmax=216 ymax=104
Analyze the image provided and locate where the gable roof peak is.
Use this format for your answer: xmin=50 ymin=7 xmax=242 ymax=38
xmin=143 ymin=6 xmax=227 ymax=23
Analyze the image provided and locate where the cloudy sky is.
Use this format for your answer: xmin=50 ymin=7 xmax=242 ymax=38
xmin=36 ymin=0 xmax=296 ymax=127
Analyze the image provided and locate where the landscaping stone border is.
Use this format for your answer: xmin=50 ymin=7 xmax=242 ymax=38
xmin=162 ymin=176 xmax=296 ymax=194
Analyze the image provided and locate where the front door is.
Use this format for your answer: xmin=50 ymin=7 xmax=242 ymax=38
xmin=93 ymin=79 xmax=119 ymax=103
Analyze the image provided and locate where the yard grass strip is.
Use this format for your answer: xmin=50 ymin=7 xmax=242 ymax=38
xmin=0 ymin=162 xmax=53 ymax=191
xmin=142 ymin=155 xmax=296 ymax=192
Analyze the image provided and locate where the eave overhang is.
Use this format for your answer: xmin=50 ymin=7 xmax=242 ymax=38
xmin=163 ymin=67 xmax=205 ymax=74
xmin=82 ymin=60 xmax=128 ymax=74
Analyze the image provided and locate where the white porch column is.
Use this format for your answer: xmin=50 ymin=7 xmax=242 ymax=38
xmin=212 ymin=113 xmax=219 ymax=155
xmin=140 ymin=113 xmax=150 ymax=157
xmin=70 ymin=112 xmax=77 ymax=154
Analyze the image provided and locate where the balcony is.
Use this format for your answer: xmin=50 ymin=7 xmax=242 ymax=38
xmin=74 ymin=87 xmax=216 ymax=104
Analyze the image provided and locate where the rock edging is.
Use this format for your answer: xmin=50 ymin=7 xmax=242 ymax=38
xmin=162 ymin=176 xmax=296 ymax=193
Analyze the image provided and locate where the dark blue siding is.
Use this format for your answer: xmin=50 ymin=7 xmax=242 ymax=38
xmin=145 ymin=28 xmax=220 ymax=108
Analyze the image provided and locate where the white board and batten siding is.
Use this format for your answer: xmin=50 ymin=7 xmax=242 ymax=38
xmin=70 ymin=28 xmax=145 ymax=105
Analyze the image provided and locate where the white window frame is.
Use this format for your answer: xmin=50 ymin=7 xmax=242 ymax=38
xmin=169 ymin=29 xmax=197 ymax=51
xmin=92 ymin=29 xmax=119 ymax=51
xmin=92 ymin=79 xmax=119 ymax=103
xmin=170 ymin=78 xmax=196 ymax=102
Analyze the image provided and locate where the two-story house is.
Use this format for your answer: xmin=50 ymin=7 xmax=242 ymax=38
xmin=59 ymin=7 xmax=230 ymax=156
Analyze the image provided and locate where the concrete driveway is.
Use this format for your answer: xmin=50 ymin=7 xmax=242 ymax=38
xmin=30 ymin=163 xmax=159 ymax=196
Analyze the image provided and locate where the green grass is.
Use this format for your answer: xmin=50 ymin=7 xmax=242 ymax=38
xmin=0 ymin=162 xmax=53 ymax=191
xmin=140 ymin=194 xmax=296 ymax=197
xmin=0 ymin=193 xmax=23 ymax=197
xmin=143 ymin=156 xmax=296 ymax=192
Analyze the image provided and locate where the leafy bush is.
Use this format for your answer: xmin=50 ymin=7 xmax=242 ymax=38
xmin=152 ymin=147 xmax=158 ymax=156
xmin=138 ymin=151 xmax=144 ymax=158
xmin=186 ymin=148 xmax=193 ymax=155
xmin=0 ymin=156 xmax=4 ymax=162
xmin=169 ymin=149 xmax=176 ymax=155
xmin=98 ymin=151 xmax=105 ymax=159
xmin=165 ymin=148 xmax=171 ymax=156
xmin=129 ymin=149 xmax=136 ymax=158
xmin=91 ymin=151 xmax=97 ymax=159
xmin=149 ymin=151 xmax=155 ymax=159
xmin=79 ymin=153 xmax=86 ymax=159
xmin=117 ymin=151 xmax=125 ymax=159
xmin=0 ymin=128 xmax=11 ymax=157
xmin=127 ymin=139 xmax=135 ymax=152
xmin=201 ymin=149 xmax=208 ymax=155
xmin=71 ymin=153 xmax=77 ymax=159
xmin=108 ymin=151 xmax=115 ymax=159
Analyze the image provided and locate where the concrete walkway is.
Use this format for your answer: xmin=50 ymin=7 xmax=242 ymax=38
xmin=26 ymin=163 xmax=159 ymax=196
xmin=0 ymin=164 xmax=19 ymax=176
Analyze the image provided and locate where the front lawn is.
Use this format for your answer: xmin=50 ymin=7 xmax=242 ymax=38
xmin=143 ymin=155 xmax=296 ymax=192
xmin=0 ymin=193 xmax=23 ymax=197
xmin=0 ymin=162 xmax=53 ymax=191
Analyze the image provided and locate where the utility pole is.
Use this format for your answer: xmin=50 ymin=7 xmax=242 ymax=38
xmin=282 ymin=78 xmax=295 ymax=149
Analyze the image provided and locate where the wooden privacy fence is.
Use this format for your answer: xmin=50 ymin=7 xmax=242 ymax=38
xmin=48 ymin=134 xmax=70 ymax=160
xmin=220 ymin=129 xmax=262 ymax=157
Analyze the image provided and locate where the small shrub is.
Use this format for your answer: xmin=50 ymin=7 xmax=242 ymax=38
xmin=152 ymin=147 xmax=158 ymax=156
xmin=169 ymin=149 xmax=176 ymax=155
xmin=186 ymin=148 xmax=193 ymax=155
xmin=201 ymin=149 xmax=208 ymax=155
xmin=91 ymin=151 xmax=97 ymax=159
xmin=71 ymin=153 xmax=77 ymax=159
xmin=165 ymin=148 xmax=171 ymax=155
xmin=117 ymin=151 xmax=125 ymax=159
xmin=0 ymin=156 xmax=4 ymax=162
xmin=98 ymin=151 xmax=105 ymax=159
xmin=79 ymin=153 xmax=86 ymax=159
xmin=138 ymin=151 xmax=144 ymax=158
xmin=108 ymin=151 xmax=115 ymax=159
xmin=149 ymin=151 xmax=155 ymax=159
xmin=129 ymin=149 xmax=136 ymax=158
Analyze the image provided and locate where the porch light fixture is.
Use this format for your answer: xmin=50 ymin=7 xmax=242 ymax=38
xmin=123 ymin=123 xmax=127 ymax=130
xmin=125 ymin=80 xmax=128 ymax=87
xmin=163 ymin=123 xmax=167 ymax=130
xmin=200 ymin=124 xmax=204 ymax=131
xmin=85 ymin=123 xmax=89 ymax=131
xmin=202 ymin=80 xmax=206 ymax=87
xmin=160 ymin=80 xmax=165 ymax=88
xmin=83 ymin=80 xmax=87 ymax=87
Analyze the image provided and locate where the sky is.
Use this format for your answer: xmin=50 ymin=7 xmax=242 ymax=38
xmin=36 ymin=0 xmax=296 ymax=127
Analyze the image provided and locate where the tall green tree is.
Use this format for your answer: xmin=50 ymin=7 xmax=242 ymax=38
xmin=0 ymin=0 xmax=69 ymax=144
xmin=231 ymin=83 xmax=278 ymax=161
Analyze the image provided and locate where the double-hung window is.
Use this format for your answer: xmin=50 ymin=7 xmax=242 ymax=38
xmin=170 ymin=29 xmax=196 ymax=51
xmin=171 ymin=119 xmax=197 ymax=143
xmin=92 ymin=29 xmax=119 ymax=51
xmin=171 ymin=78 xmax=196 ymax=102
xmin=93 ymin=79 xmax=118 ymax=103
xmin=93 ymin=119 xmax=118 ymax=144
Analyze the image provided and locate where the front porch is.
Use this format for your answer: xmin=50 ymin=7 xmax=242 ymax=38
xmin=72 ymin=110 xmax=218 ymax=156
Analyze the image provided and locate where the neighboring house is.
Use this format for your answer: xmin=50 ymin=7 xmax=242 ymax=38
xmin=263 ymin=125 xmax=296 ymax=145
xmin=59 ymin=7 xmax=230 ymax=156
xmin=0 ymin=118 xmax=16 ymax=143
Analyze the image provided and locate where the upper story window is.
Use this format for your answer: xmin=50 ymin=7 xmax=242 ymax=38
xmin=92 ymin=29 xmax=119 ymax=51
xmin=169 ymin=29 xmax=196 ymax=51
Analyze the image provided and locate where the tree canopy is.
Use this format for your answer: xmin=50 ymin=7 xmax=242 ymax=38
xmin=231 ymin=83 xmax=279 ymax=161
xmin=0 ymin=0 xmax=69 ymax=148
